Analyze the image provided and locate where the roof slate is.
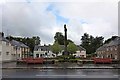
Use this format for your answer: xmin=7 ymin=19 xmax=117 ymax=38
xmin=96 ymin=37 xmax=120 ymax=51
xmin=11 ymin=40 xmax=29 ymax=48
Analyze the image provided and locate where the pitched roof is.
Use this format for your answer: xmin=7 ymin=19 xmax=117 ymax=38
xmin=107 ymin=37 xmax=120 ymax=46
xmin=96 ymin=37 xmax=120 ymax=51
xmin=0 ymin=32 xmax=28 ymax=48
xmin=77 ymin=45 xmax=86 ymax=51
xmin=34 ymin=45 xmax=50 ymax=51
xmin=0 ymin=37 xmax=10 ymax=43
xmin=10 ymin=40 xmax=29 ymax=48
xmin=96 ymin=44 xmax=108 ymax=51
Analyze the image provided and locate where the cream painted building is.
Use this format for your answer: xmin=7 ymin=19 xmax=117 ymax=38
xmin=10 ymin=40 xmax=30 ymax=60
xmin=0 ymin=37 xmax=12 ymax=62
xmin=0 ymin=32 xmax=30 ymax=62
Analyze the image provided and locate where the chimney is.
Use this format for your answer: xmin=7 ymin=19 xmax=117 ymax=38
xmin=0 ymin=32 xmax=4 ymax=37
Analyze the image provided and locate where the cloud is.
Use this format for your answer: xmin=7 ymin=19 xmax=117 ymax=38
xmin=52 ymin=2 xmax=118 ymax=43
xmin=2 ymin=1 xmax=118 ymax=45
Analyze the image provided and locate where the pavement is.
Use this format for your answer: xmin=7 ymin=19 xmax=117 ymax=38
xmin=1 ymin=62 xmax=120 ymax=69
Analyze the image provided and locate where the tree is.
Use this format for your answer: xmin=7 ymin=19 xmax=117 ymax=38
xmin=81 ymin=33 xmax=104 ymax=54
xmin=54 ymin=32 xmax=64 ymax=45
xmin=104 ymin=36 xmax=118 ymax=44
xmin=54 ymin=32 xmax=73 ymax=45
xmin=50 ymin=42 xmax=62 ymax=56
xmin=32 ymin=36 xmax=41 ymax=45
xmin=81 ymin=33 xmax=91 ymax=54
xmin=6 ymin=36 xmax=41 ymax=52
xmin=67 ymin=42 xmax=78 ymax=55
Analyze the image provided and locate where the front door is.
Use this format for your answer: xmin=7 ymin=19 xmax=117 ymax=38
xmin=36 ymin=54 xmax=39 ymax=58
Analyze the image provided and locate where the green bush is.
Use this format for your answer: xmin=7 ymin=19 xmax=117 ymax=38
xmin=69 ymin=59 xmax=77 ymax=62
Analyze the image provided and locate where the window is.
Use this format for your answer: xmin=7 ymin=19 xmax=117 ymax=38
xmin=110 ymin=47 xmax=113 ymax=51
xmin=36 ymin=54 xmax=39 ymax=58
xmin=6 ymin=42 xmax=9 ymax=46
xmin=41 ymin=49 xmax=43 ymax=51
xmin=115 ymin=54 xmax=117 ymax=59
xmin=14 ymin=46 xmax=17 ymax=50
xmin=6 ymin=52 xmax=9 ymax=55
xmin=17 ymin=47 xmax=20 ymax=50
xmin=19 ymin=54 xmax=20 ymax=57
xmin=108 ymin=55 xmax=110 ymax=58
xmin=40 ymin=54 xmax=42 ymax=57
xmin=0 ymin=51 xmax=1 ymax=56
xmin=111 ymin=54 xmax=113 ymax=58
xmin=115 ymin=46 xmax=117 ymax=50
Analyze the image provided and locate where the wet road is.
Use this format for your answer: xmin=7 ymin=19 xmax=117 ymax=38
xmin=1 ymin=62 xmax=120 ymax=80
xmin=2 ymin=69 xmax=120 ymax=78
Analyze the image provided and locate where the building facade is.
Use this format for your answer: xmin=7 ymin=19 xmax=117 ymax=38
xmin=34 ymin=45 xmax=56 ymax=58
xmin=96 ymin=37 xmax=120 ymax=60
xmin=0 ymin=36 xmax=13 ymax=62
xmin=34 ymin=45 xmax=86 ymax=58
xmin=73 ymin=46 xmax=86 ymax=58
xmin=0 ymin=32 xmax=30 ymax=62
xmin=10 ymin=40 xmax=30 ymax=60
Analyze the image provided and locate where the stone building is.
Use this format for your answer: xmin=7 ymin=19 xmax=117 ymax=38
xmin=96 ymin=37 xmax=120 ymax=60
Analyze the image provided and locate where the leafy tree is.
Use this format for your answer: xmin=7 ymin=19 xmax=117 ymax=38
xmin=6 ymin=36 xmax=41 ymax=52
xmin=67 ymin=42 xmax=78 ymax=55
xmin=54 ymin=32 xmax=64 ymax=45
xmin=104 ymin=36 xmax=118 ymax=44
xmin=81 ymin=33 xmax=91 ymax=54
xmin=81 ymin=33 xmax=104 ymax=54
xmin=32 ymin=36 xmax=41 ymax=45
xmin=54 ymin=32 xmax=73 ymax=45
xmin=50 ymin=42 xmax=62 ymax=56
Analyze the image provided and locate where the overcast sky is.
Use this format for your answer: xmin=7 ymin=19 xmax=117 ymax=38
xmin=0 ymin=0 xmax=119 ymax=45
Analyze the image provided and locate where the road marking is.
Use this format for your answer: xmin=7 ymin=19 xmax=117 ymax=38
xmin=39 ymin=70 xmax=52 ymax=71
xmin=113 ymin=75 xmax=119 ymax=76
xmin=3 ymin=75 xmax=8 ymax=77
xmin=35 ymin=75 xmax=86 ymax=77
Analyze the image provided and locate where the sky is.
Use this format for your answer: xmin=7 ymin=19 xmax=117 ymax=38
xmin=0 ymin=0 xmax=119 ymax=45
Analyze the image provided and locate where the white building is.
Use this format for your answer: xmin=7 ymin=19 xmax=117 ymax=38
xmin=34 ymin=45 xmax=56 ymax=58
xmin=34 ymin=45 xmax=86 ymax=58
xmin=73 ymin=46 xmax=86 ymax=58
